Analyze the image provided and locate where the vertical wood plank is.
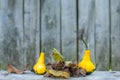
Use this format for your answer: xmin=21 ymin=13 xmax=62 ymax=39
xmin=111 ymin=0 xmax=120 ymax=70
xmin=78 ymin=0 xmax=95 ymax=65
xmin=0 ymin=0 xmax=7 ymax=69
xmin=35 ymin=0 xmax=40 ymax=62
xmin=41 ymin=0 xmax=60 ymax=63
xmin=61 ymin=0 xmax=77 ymax=61
xmin=95 ymin=0 xmax=110 ymax=70
xmin=0 ymin=0 xmax=24 ymax=69
xmin=0 ymin=0 xmax=9 ymax=69
xmin=24 ymin=0 xmax=39 ymax=69
xmin=14 ymin=0 xmax=24 ymax=69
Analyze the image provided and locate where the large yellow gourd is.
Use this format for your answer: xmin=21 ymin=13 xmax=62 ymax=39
xmin=78 ymin=50 xmax=95 ymax=73
xmin=33 ymin=52 xmax=46 ymax=74
xmin=78 ymin=38 xmax=95 ymax=73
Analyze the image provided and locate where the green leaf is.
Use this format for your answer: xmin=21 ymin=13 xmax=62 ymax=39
xmin=52 ymin=48 xmax=65 ymax=62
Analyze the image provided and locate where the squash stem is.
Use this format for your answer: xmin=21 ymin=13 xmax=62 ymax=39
xmin=82 ymin=39 xmax=88 ymax=50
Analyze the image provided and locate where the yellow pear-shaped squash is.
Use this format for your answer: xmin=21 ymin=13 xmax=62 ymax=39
xmin=33 ymin=52 xmax=46 ymax=74
xmin=78 ymin=50 xmax=95 ymax=73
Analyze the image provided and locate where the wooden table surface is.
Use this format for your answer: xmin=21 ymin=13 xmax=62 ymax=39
xmin=0 ymin=71 xmax=120 ymax=80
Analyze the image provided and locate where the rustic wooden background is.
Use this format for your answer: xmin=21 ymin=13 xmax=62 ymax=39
xmin=0 ymin=0 xmax=120 ymax=71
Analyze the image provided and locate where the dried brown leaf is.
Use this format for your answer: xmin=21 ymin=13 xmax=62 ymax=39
xmin=7 ymin=64 xmax=29 ymax=74
xmin=48 ymin=70 xmax=70 ymax=78
xmin=46 ymin=63 xmax=53 ymax=70
xmin=79 ymin=68 xmax=86 ymax=77
xmin=45 ymin=61 xmax=86 ymax=78
xmin=44 ymin=71 xmax=52 ymax=77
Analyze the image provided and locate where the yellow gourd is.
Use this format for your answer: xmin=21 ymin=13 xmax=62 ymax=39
xmin=78 ymin=39 xmax=95 ymax=73
xmin=33 ymin=52 xmax=46 ymax=74
xmin=78 ymin=50 xmax=95 ymax=73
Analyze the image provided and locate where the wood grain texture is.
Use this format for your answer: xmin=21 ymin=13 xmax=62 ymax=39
xmin=61 ymin=0 xmax=77 ymax=61
xmin=35 ymin=0 xmax=40 ymax=62
xmin=95 ymin=0 xmax=110 ymax=70
xmin=0 ymin=0 xmax=24 ymax=69
xmin=0 ymin=0 xmax=120 ymax=71
xmin=78 ymin=0 xmax=95 ymax=65
xmin=24 ymin=0 xmax=39 ymax=69
xmin=1 ymin=71 xmax=120 ymax=80
xmin=41 ymin=0 xmax=61 ymax=63
xmin=111 ymin=0 xmax=120 ymax=70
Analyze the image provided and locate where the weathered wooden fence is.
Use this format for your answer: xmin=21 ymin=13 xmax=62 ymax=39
xmin=0 ymin=0 xmax=120 ymax=71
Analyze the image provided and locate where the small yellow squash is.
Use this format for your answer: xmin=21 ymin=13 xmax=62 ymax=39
xmin=78 ymin=38 xmax=95 ymax=73
xmin=78 ymin=50 xmax=95 ymax=73
xmin=33 ymin=52 xmax=46 ymax=74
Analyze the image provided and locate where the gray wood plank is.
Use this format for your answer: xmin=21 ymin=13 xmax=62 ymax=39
xmin=0 ymin=0 xmax=24 ymax=69
xmin=111 ymin=0 xmax=120 ymax=70
xmin=95 ymin=0 xmax=110 ymax=70
xmin=0 ymin=71 xmax=120 ymax=80
xmin=78 ymin=0 xmax=95 ymax=65
xmin=13 ymin=0 xmax=24 ymax=69
xmin=35 ymin=0 xmax=40 ymax=62
xmin=61 ymin=0 xmax=77 ymax=61
xmin=0 ymin=0 xmax=7 ymax=69
xmin=41 ymin=0 xmax=61 ymax=63
xmin=24 ymin=0 xmax=39 ymax=69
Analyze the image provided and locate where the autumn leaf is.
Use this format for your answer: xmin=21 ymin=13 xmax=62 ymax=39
xmin=47 ymin=70 xmax=70 ymax=78
xmin=7 ymin=64 xmax=29 ymax=74
xmin=45 ymin=61 xmax=86 ymax=78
